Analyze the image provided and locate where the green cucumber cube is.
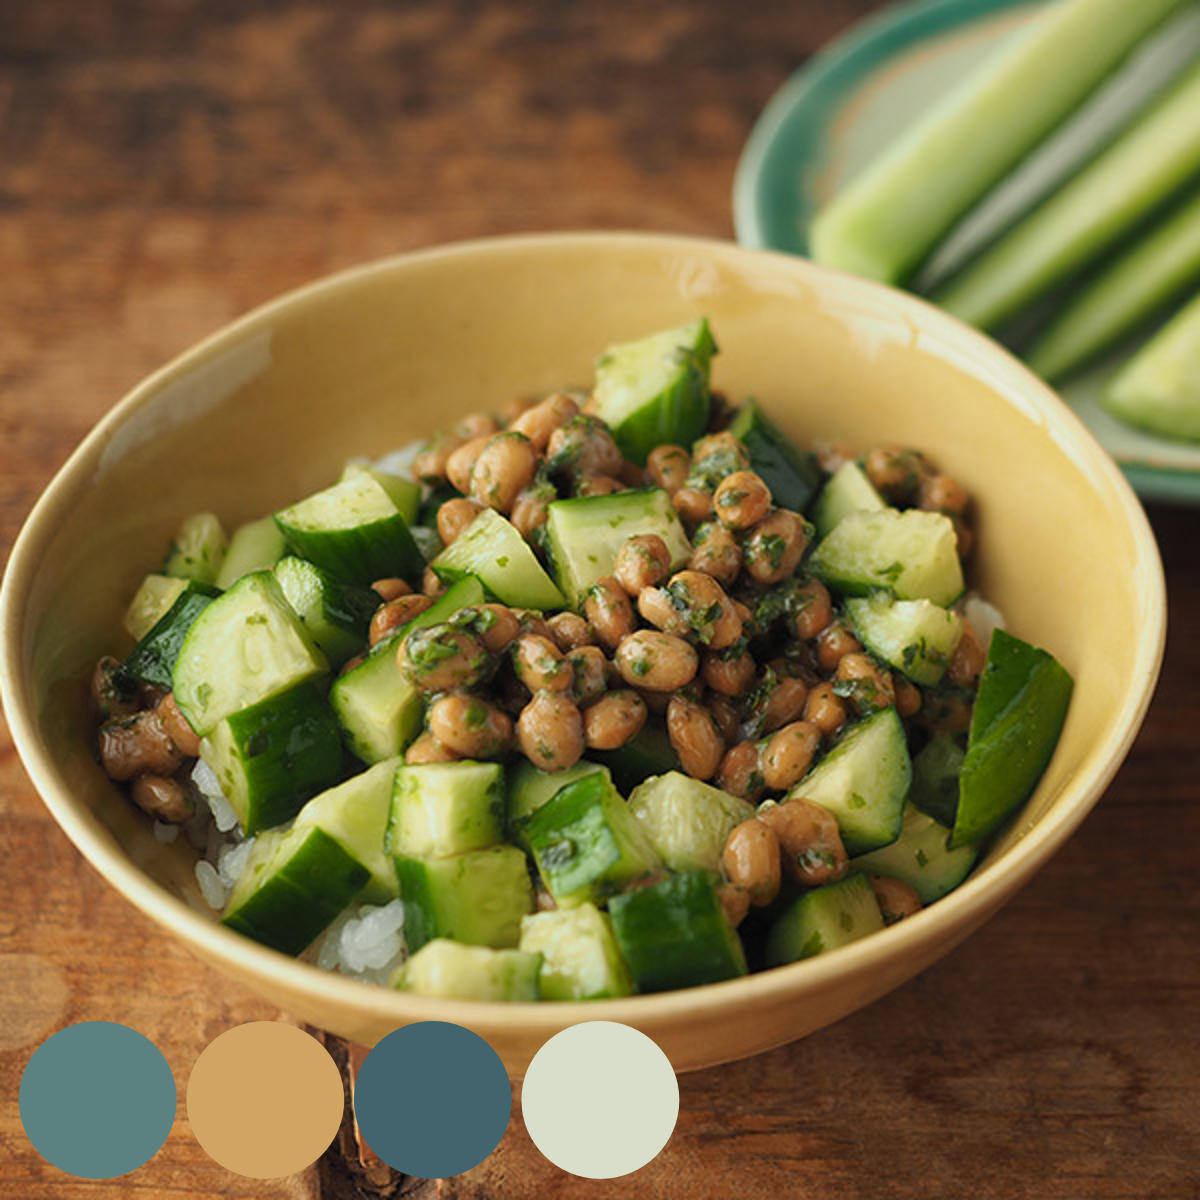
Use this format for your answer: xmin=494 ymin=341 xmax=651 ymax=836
xmin=589 ymin=319 xmax=717 ymax=464
xmin=519 ymin=902 xmax=633 ymax=1000
xmin=517 ymin=772 xmax=661 ymax=908
xmin=786 ymin=707 xmax=911 ymax=854
xmin=608 ymin=870 xmax=748 ymax=992
xmin=274 ymin=473 xmax=423 ymax=585
xmin=726 ymin=399 xmax=821 ymax=512
xmin=215 ymin=515 xmax=287 ymax=590
xmin=388 ymin=761 xmax=506 ymax=859
xmin=395 ymin=939 xmax=542 ymax=1001
xmin=845 ymin=592 xmax=963 ymax=686
xmin=172 ymin=571 xmax=328 ymax=736
xmin=810 ymin=508 xmax=964 ymax=606
xmin=123 ymin=574 xmax=189 ymax=642
xmin=274 ymin=555 xmax=378 ymax=665
xmin=340 ymin=461 xmax=421 ymax=525
xmin=164 ymin=511 xmax=228 ymax=586
xmin=506 ymin=760 xmax=609 ymax=831
xmin=852 ymin=802 xmax=978 ymax=903
xmin=222 ymin=825 xmax=370 ymax=956
xmin=811 ymin=460 xmax=886 ymax=539
xmin=394 ymin=845 xmax=533 ymax=952
xmin=590 ymin=721 xmax=680 ymax=793
xmin=123 ymin=581 xmax=220 ymax=689
xmin=330 ymin=576 xmax=486 ymax=764
xmin=293 ymin=757 xmax=403 ymax=902
xmin=431 ymin=508 xmax=564 ymax=610
xmin=545 ymin=489 xmax=691 ymax=607
xmin=201 ymin=680 xmax=344 ymax=835
xmin=627 ymin=771 xmax=753 ymax=873
xmin=909 ymin=735 xmax=965 ymax=828
xmin=765 ymin=874 xmax=885 ymax=966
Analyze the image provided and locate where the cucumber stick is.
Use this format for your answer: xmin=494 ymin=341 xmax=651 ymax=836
xmin=810 ymin=0 xmax=1189 ymax=285
xmin=215 ymin=516 xmax=286 ymax=590
xmin=936 ymin=58 xmax=1200 ymax=332
xmin=165 ymin=512 xmax=228 ymax=585
xmin=1103 ymin=290 xmax=1200 ymax=442
xmin=1027 ymin=191 xmax=1200 ymax=382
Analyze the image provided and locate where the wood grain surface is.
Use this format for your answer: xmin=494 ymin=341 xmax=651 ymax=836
xmin=1 ymin=2 xmax=1197 ymax=1198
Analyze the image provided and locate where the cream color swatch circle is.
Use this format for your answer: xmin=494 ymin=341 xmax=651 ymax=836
xmin=521 ymin=1022 xmax=678 ymax=1178
xmin=186 ymin=1022 xmax=343 ymax=1178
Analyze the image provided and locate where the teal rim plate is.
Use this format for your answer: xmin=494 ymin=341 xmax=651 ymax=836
xmin=733 ymin=0 xmax=1200 ymax=505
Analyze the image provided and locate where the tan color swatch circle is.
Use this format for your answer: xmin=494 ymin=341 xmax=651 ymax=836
xmin=186 ymin=1022 xmax=343 ymax=1178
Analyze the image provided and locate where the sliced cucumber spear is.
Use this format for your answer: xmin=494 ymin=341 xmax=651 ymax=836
xmin=1027 ymin=191 xmax=1200 ymax=382
xmin=935 ymin=58 xmax=1200 ymax=332
xmin=809 ymin=0 xmax=1190 ymax=285
xmin=1102 ymin=290 xmax=1200 ymax=442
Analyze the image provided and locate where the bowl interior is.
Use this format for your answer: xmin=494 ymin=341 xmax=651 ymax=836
xmin=2 ymin=233 xmax=1163 ymax=1073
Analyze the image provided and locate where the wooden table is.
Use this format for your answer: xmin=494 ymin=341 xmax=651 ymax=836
xmin=2 ymin=2 xmax=1197 ymax=1196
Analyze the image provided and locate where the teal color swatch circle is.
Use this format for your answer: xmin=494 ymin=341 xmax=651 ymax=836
xmin=353 ymin=1022 xmax=510 ymax=1178
xmin=19 ymin=1021 xmax=176 ymax=1179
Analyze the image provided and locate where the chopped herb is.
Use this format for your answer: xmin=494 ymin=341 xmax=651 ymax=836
xmin=496 ymin=555 xmax=510 ymax=568
xmin=838 ymin=910 xmax=854 ymax=932
xmin=915 ymin=849 xmax=929 ymax=868
xmin=848 ymin=792 xmax=867 ymax=810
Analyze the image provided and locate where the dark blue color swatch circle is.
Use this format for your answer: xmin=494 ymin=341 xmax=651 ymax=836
xmin=19 ymin=1021 xmax=176 ymax=1179
xmin=353 ymin=1021 xmax=510 ymax=1178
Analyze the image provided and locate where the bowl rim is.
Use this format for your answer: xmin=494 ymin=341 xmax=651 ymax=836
xmin=0 ymin=230 xmax=1166 ymax=1038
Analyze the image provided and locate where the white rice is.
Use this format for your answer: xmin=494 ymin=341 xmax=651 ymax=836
xmin=192 ymin=759 xmax=240 ymax=833
xmin=964 ymin=593 xmax=1006 ymax=646
xmin=315 ymin=900 xmax=407 ymax=984
xmin=195 ymin=859 xmax=226 ymax=910
xmin=217 ymin=837 xmax=256 ymax=889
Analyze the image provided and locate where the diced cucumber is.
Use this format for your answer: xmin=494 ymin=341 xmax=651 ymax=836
xmin=1027 ymin=190 xmax=1200 ymax=383
xmin=588 ymin=319 xmax=717 ymax=464
xmin=164 ymin=512 xmax=228 ymax=586
xmin=909 ymin=734 xmax=965 ymax=828
xmin=339 ymin=461 xmax=421 ymax=526
xmin=764 ymin=874 xmax=884 ymax=966
xmin=952 ymin=630 xmax=1073 ymax=847
xmin=123 ymin=581 xmax=220 ymax=688
xmin=517 ymin=771 xmax=661 ymax=908
xmin=810 ymin=509 xmax=964 ymax=607
xmin=172 ymin=571 xmax=328 ymax=737
xmin=395 ymin=939 xmax=542 ymax=1002
xmin=590 ymin=721 xmax=680 ymax=793
xmin=845 ymin=593 xmax=963 ymax=687
xmin=123 ymin=574 xmax=189 ymax=642
xmin=200 ymin=680 xmax=344 ymax=835
xmin=330 ymin=575 xmax=486 ymax=764
xmin=852 ymin=802 xmax=978 ymax=904
xmin=1103 ymin=289 xmax=1200 ymax=442
xmin=222 ymin=825 xmax=370 ymax=957
xmin=627 ymin=771 xmax=753 ymax=873
xmin=608 ymin=870 xmax=748 ymax=992
xmin=215 ymin=515 xmax=287 ymax=590
xmin=519 ymin=903 xmax=633 ymax=1000
xmin=274 ymin=474 xmax=423 ymax=585
xmin=809 ymin=0 xmax=1191 ymax=285
xmin=387 ymin=761 xmax=506 ymax=859
xmin=274 ymin=555 xmax=377 ymax=665
xmin=786 ymin=707 xmax=911 ymax=854
xmin=293 ymin=757 xmax=403 ymax=902
xmin=935 ymin=58 xmax=1200 ymax=332
xmin=394 ymin=845 xmax=532 ymax=952
xmin=726 ymin=399 xmax=821 ymax=512
xmin=506 ymin=760 xmax=608 ymax=828
xmin=811 ymin=461 xmax=886 ymax=539
xmin=545 ymin=489 xmax=691 ymax=607
xmin=431 ymin=508 xmax=564 ymax=610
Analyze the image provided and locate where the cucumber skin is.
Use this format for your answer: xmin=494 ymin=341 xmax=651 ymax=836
xmin=609 ymin=870 xmax=748 ymax=993
xmin=764 ymin=874 xmax=884 ymax=967
xmin=277 ymin=510 xmax=423 ymax=587
xmin=851 ymin=803 xmax=978 ymax=904
xmin=123 ymin=582 xmax=220 ymax=689
xmin=222 ymin=827 xmax=369 ymax=957
xmin=936 ymin=57 xmax=1200 ymax=332
xmin=727 ymin=400 xmax=821 ymax=512
xmin=810 ymin=0 xmax=1192 ymax=285
xmin=274 ymin=556 xmax=377 ymax=665
xmin=591 ymin=721 xmax=680 ymax=793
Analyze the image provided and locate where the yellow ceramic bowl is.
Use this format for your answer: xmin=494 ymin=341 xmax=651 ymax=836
xmin=0 ymin=233 xmax=1164 ymax=1075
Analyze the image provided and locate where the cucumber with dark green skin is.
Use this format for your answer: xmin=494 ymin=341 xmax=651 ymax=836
xmin=394 ymin=844 xmax=532 ymax=952
xmin=727 ymin=400 xmax=821 ymax=513
xmin=590 ymin=721 xmax=679 ymax=793
xmin=215 ymin=516 xmax=287 ymax=589
xmin=588 ymin=319 xmax=717 ymax=465
xmin=608 ymin=870 xmax=747 ymax=992
xmin=516 ymin=771 xmax=661 ymax=908
xmin=123 ymin=574 xmax=191 ymax=642
xmin=222 ymin=825 xmax=369 ymax=956
xmin=273 ymin=556 xmax=378 ymax=665
xmin=764 ymin=874 xmax=884 ymax=967
xmin=339 ymin=461 xmax=421 ymax=525
xmin=201 ymin=679 xmax=345 ymax=834
xmin=845 ymin=593 xmax=962 ymax=687
xmin=123 ymin=581 xmax=221 ymax=689
xmin=274 ymin=474 xmax=424 ymax=585
xmin=909 ymin=734 xmax=965 ymax=828
xmin=506 ymin=760 xmax=609 ymax=835
xmin=952 ymin=629 xmax=1072 ymax=847
xmin=852 ymin=802 xmax=978 ymax=904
